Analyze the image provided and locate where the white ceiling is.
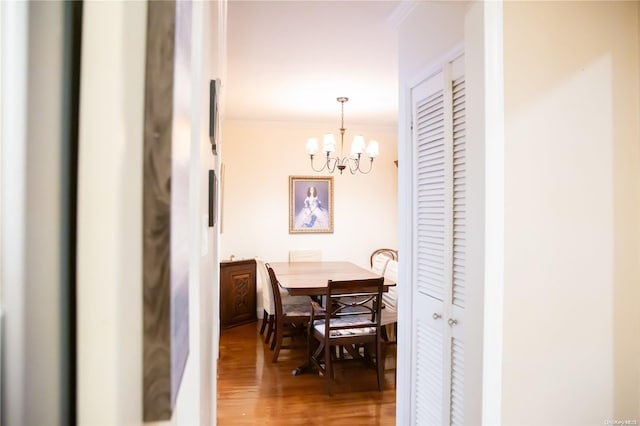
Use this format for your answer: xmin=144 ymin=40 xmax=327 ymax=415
xmin=225 ymin=0 xmax=400 ymax=127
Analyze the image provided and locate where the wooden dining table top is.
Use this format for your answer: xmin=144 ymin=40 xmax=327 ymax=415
xmin=268 ymin=261 xmax=395 ymax=296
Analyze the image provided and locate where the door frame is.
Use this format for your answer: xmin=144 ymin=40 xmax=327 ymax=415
xmin=395 ymin=2 xmax=505 ymax=424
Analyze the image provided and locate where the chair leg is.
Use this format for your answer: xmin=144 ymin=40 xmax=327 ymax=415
xmin=270 ymin=322 xmax=277 ymax=350
xmin=325 ymin=343 xmax=332 ymax=396
xmin=381 ymin=325 xmax=390 ymax=342
xmin=265 ymin=315 xmax=274 ymax=345
xmin=376 ymin=338 xmax=383 ymax=391
xmin=272 ymin=323 xmax=282 ymax=362
xmin=306 ymin=329 xmax=312 ymax=371
xmin=259 ymin=309 xmax=268 ymax=335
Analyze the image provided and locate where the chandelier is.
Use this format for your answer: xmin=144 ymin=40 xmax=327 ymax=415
xmin=305 ymin=97 xmax=379 ymax=174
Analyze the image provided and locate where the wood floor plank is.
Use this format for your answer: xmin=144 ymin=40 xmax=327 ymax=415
xmin=217 ymin=322 xmax=396 ymax=425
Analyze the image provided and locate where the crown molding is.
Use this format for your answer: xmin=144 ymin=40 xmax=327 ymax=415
xmin=387 ymin=0 xmax=418 ymax=28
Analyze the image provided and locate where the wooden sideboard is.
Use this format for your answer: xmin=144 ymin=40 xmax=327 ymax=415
xmin=220 ymin=259 xmax=257 ymax=328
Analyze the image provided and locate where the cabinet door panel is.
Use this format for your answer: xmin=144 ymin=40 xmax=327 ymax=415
xmin=220 ymin=260 xmax=256 ymax=328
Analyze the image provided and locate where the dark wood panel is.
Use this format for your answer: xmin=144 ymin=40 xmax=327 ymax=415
xmin=142 ymin=0 xmax=175 ymax=421
xmin=220 ymin=260 xmax=257 ymax=328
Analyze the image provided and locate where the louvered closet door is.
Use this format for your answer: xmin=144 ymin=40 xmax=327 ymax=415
xmin=410 ymin=54 xmax=465 ymax=426
xmin=449 ymin=55 xmax=466 ymax=426
xmin=411 ymin=70 xmax=447 ymax=425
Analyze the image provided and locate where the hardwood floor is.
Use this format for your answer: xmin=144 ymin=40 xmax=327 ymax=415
xmin=217 ymin=321 xmax=397 ymax=425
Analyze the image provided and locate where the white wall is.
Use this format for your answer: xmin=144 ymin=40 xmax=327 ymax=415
xmin=77 ymin=1 xmax=222 ymax=425
xmin=172 ymin=2 xmax=220 ymax=425
xmin=173 ymin=2 xmax=223 ymax=426
xmin=464 ymin=2 xmax=505 ymax=425
xmin=0 ymin=0 xmax=3 ymax=305
xmin=77 ymin=1 xmax=146 ymax=423
xmin=1 ymin=2 xmax=71 ymax=423
xmin=220 ymin=120 xmax=398 ymax=311
xmin=397 ymin=1 xmax=468 ymax=83
xmin=0 ymin=1 xmax=2 ymax=417
xmin=502 ymin=1 xmax=640 ymax=423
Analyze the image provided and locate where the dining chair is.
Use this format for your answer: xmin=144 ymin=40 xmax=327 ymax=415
xmin=257 ymin=259 xmax=277 ymax=344
xmin=307 ymin=276 xmax=385 ymax=396
xmin=380 ymin=259 xmax=398 ymax=342
xmin=369 ymin=248 xmax=397 ymax=269
xmin=288 ymin=249 xmax=322 ymax=262
xmin=258 ymin=259 xmax=310 ymax=346
xmin=266 ymin=263 xmax=312 ymax=362
xmin=371 ymin=252 xmax=391 ymax=276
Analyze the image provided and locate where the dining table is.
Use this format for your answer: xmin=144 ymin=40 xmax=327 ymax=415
xmin=268 ymin=261 xmax=395 ymax=296
xmin=267 ymin=261 xmax=396 ymax=376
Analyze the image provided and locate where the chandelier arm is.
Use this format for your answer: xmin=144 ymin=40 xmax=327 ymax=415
xmin=344 ymin=156 xmax=359 ymax=175
xmin=309 ymin=153 xmax=338 ymax=173
xmin=327 ymin=156 xmax=339 ymax=173
xmin=309 ymin=155 xmax=327 ymax=172
xmin=356 ymin=157 xmax=375 ymax=174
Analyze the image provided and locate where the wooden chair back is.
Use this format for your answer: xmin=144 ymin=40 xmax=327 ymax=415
xmin=266 ymin=263 xmax=311 ymax=362
xmin=324 ymin=278 xmax=384 ymax=327
xmin=266 ymin=263 xmax=283 ymax=320
xmin=309 ymin=276 xmax=385 ymax=395
xmin=256 ymin=259 xmax=277 ymax=343
xmin=369 ymin=248 xmax=397 ymax=268
xmin=257 ymin=259 xmax=275 ymax=314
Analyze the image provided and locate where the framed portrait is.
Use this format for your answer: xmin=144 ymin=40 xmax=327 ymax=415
xmin=209 ymin=79 xmax=220 ymax=156
xmin=142 ymin=1 xmax=191 ymax=420
xmin=289 ymin=176 xmax=334 ymax=234
xmin=208 ymin=169 xmax=216 ymax=227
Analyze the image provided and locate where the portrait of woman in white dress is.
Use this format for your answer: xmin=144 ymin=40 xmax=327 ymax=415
xmin=289 ymin=176 xmax=334 ymax=233
xmin=294 ymin=185 xmax=329 ymax=229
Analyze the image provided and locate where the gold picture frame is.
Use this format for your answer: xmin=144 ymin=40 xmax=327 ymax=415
xmin=289 ymin=175 xmax=334 ymax=234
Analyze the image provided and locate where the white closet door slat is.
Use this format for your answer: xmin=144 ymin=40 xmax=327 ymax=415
xmin=416 ymin=87 xmax=446 ymax=301
xmin=450 ymin=337 xmax=465 ymax=425
xmin=452 ymin=76 xmax=466 ymax=309
xmin=449 ymin=56 xmax=466 ymax=414
xmin=415 ymin=317 xmax=444 ymax=425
